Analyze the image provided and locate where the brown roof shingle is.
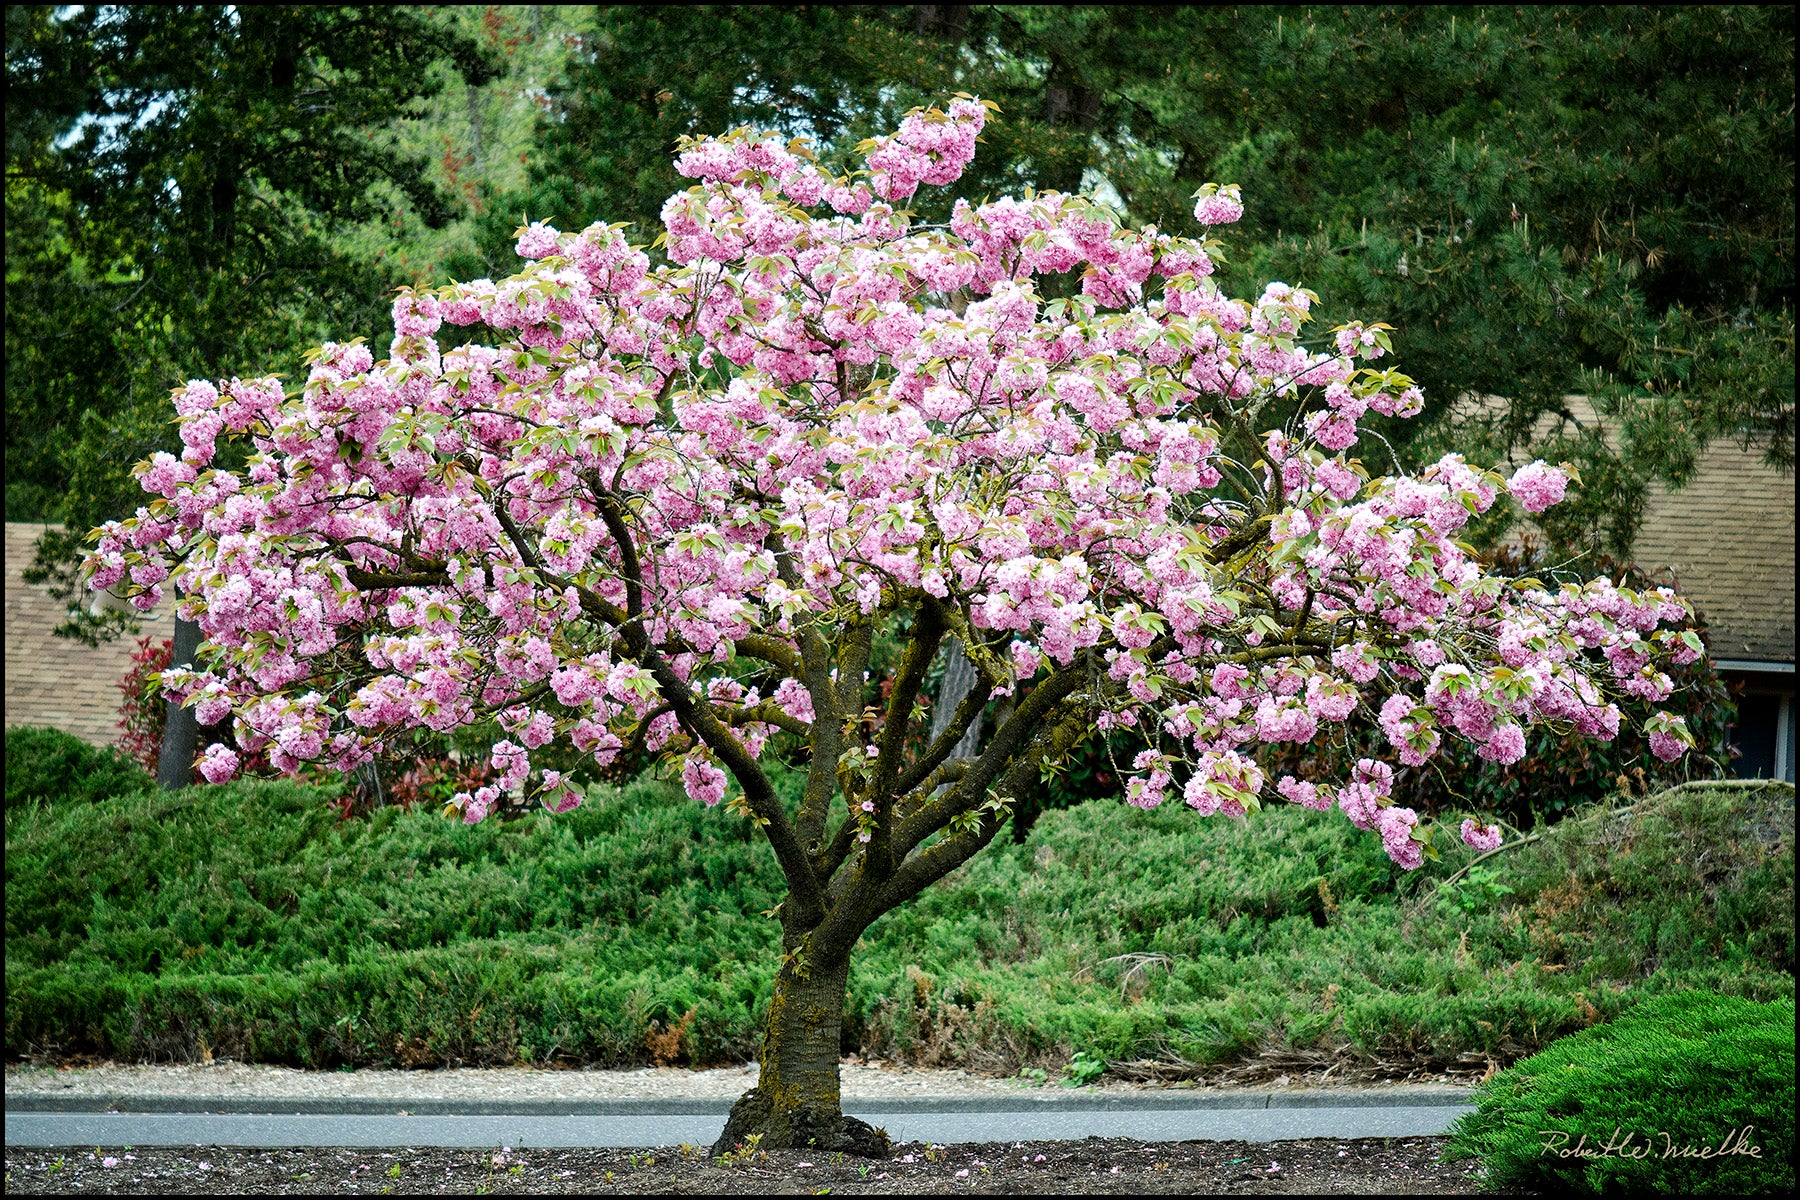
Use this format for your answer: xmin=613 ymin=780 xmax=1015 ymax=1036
xmin=1630 ymin=442 xmax=1795 ymax=664
xmin=4 ymin=522 xmax=175 ymax=747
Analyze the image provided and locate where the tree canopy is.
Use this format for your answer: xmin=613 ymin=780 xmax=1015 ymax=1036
xmin=11 ymin=5 xmax=1790 ymax=563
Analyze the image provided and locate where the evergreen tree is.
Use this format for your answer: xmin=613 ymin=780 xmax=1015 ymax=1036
xmin=6 ymin=6 xmax=495 ymax=542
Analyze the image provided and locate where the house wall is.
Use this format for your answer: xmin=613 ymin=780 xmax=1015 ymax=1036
xmin=1629 ymin=441 xmax=1794 ymax=667
xmin=1481 ymin=402 xmax=1795 ymax=781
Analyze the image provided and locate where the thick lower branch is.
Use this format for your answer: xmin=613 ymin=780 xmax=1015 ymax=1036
xmin=770 ymin=537 xmax=845 ymax=858
xmin=872 ymin=809 xmax=1006 ymax=923
xmin=800 ymin=614 xmax=873 ymax=858
xmin=873 ymin=712 xmax=1086 ymax=914
xmin=810 ymin=703 xmax=1084 ymax=966
xmin=898 ymin=758 xmax=970 ymax=812
xmin=589 ymin=483 xmax=825 ymax=922
xmin=891 ymin=662 xmax=992 ymax=798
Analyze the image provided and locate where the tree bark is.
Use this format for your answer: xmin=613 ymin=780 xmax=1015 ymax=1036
xmin=155 ymin=616 xmax=202 ymax=790
xmin=930 ymin=637 xmax=983 ymax=765
xmin=712 ymin=952 xmax=888 ymax=1156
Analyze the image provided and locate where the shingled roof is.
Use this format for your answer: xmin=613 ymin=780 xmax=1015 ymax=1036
xmin=1631 ymin=440 xmax=1795 ymax=665
xmin=4 ymin=522 xmax=175 ymax=747
xmin=1467 ymin=393 xmax=1795 ymax=667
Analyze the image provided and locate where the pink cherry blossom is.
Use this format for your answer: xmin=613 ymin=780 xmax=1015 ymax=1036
xmin=81 ymin=98 xmax=1700 ymax=899
xmin=1508 ymin=460 xmax=1569 ymax=514
xmin=1459 ymin=819 xmax=1504 ymax=852
xmin=1193 ymin=184 xmax=1245 ymax=226
xmin=683 ymin=757 xmax=728 ymax=807
xmin=197 ymin=743 xmax=240 ymax=784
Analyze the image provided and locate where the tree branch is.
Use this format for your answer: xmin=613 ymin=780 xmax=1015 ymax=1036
xmin=591 ymin=477 xmax=826 ymax=921
xmin=343 ymin=566 xmax=450 ymax=591
xmin=1207 ymin=512 xmax=1274 ymax=565
xmin=868 ymin=711 xmax=1086 ymax=921
xmin=717 ymin=698 xmax=812 ymax=739
xmin=808 ymin=703 xmax=1070 ymax=963
xmin=865 ymin=595 xmax=946 ymax=876
xmin=762 ymin=530 xmax=843 ymax=857
xmin=734 ymin=633 xmax=804 ymax=678
xmin=890 ymin=657 xmax=993 ymax=797
xmin=894 ymin=665 xmax=1088 ymax=858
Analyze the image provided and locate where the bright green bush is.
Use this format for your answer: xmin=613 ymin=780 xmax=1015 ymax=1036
xmin=5 ymin=774 xmax=784 ymax=1066
xmin=5 ymin=775 xmax=1792 ymax=1071
xmin=1445 ymin=991 xmax=1795 ymax=1195
xmin=5 ymin=726 xmax=151 ymax=809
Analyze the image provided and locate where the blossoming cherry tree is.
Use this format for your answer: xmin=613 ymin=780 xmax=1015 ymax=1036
xmin=88 ymin=98 xmax=1701 ymax=1153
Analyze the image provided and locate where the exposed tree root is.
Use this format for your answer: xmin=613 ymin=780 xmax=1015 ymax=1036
xmin=711 ymin=1087 xmax=891 ymax=1158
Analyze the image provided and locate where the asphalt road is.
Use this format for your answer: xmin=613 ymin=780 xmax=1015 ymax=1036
xmin=6 ymin=1104 xmax=1473 ymax=1148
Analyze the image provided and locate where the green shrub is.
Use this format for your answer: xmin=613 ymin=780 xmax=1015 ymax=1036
xmin=5 ymin=775 xmax=1792 ymax=1072
xmin=5 ymin=726 xmax=151 ymax=809
xmin=1445 ymin=991 xmax=1795 ymax=1195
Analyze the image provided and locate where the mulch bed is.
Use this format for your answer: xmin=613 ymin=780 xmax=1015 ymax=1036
xmin=6 ymin=1137 xmax=1503 ymax=1194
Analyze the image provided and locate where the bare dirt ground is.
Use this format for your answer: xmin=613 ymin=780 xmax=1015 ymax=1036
xmin=4 ymin=1136 xmax=1500 ymax=1194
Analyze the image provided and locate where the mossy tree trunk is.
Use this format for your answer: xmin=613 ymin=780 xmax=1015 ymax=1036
xmin=711 ymin=939 xmax=887 ymax=1155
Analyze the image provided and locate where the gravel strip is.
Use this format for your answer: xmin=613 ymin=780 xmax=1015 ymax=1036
xmin=6 ymin=1061 xmax=1472 ymax=1106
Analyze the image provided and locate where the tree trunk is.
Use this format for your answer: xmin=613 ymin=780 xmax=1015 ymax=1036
xmin=155 ymin=616 xmax=202 ymax=790
xmin=712 ymin=953 xmax=888 ymax=1156
xmin=931 ymin=638 xmax=983 ymax=769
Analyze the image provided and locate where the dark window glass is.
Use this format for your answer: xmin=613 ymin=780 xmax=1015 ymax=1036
xmin=1729 ymin=692 xmax=1780 ymax=779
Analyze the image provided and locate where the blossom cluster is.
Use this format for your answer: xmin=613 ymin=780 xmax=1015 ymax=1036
xmin=86 ymin=98 xmax=1700 ymax=866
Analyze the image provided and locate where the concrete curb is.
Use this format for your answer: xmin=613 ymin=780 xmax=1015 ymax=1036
xmin=4 ymin=1087 xmax=1475 ymax=1116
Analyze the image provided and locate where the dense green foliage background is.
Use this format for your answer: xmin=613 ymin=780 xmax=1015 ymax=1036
xmin=5 ymin=726 xmax=152 ymax=810
xmin=7 ymin=736 xmax=1791 ymax=1075
xmin=1446 ymin=991 xmax=1795 ymax=1195
xmin=4 ymin=6 xmax=499 ymax=532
